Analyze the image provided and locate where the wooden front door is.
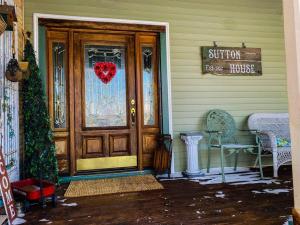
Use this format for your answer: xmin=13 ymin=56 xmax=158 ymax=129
xmin=46 ymin=25 xmax=161 ymax=175
xmin=74 ymin=33 xmax=137 ymax=171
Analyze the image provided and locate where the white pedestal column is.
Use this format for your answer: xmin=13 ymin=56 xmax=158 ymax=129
xmin=180 ymin=132 xmax=203 ymax=177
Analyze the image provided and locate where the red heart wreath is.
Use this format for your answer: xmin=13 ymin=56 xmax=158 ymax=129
xmin=94 ymin=62 xmax=117 ymax=84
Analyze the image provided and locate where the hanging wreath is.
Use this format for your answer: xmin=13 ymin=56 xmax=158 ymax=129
xmin=94 ymin=62 xmax=117 ymax=84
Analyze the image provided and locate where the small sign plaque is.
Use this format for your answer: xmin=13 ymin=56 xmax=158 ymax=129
xmin=201 ymin=46 xmax=262 ymax=76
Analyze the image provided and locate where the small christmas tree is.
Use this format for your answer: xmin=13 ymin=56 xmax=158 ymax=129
xmin=22 ymin=33 xmax=58 ymax=182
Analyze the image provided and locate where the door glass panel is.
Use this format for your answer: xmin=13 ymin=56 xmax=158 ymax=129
xmin=84 ymin=45 xmax=127 ymax=127
xmin=142 ymin=47 xmax=155 ymax=126
xmin=53 ymin=42 xmax=67 ymax=128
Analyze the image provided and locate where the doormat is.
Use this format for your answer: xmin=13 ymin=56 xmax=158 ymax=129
xmin=64 ymin=175 xmax=164 ymax=198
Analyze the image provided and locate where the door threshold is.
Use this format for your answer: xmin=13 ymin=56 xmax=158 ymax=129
xmin=58 ymin=169 xmax=154 ymax=184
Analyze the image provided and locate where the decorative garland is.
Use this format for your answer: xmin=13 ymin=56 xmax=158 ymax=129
xmin=94 ymin=62 xmax=117 ymax=84
xmin=2 ymin=88 xmax=14 ymax=139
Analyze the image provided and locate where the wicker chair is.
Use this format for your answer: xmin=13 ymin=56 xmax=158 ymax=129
xmin=205 ymin=109 xmax=262 ymax=182
xmin=248 ymin=113 xmax=291 ymax=177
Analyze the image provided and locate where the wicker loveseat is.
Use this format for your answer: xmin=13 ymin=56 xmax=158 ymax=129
xmin=248 ymin=113 xmax=291 ymax=177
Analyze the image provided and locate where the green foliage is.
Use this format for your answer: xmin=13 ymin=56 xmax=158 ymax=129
xmin=22 ymin=39 xmax=58 ymax=182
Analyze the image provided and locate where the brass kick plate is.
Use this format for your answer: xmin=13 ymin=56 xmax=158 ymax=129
xmin=76 ymin=156 xmax=137 ymax=170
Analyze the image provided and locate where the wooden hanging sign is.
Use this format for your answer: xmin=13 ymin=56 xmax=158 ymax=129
xmin=201 ymin=46 xmax=262 ymax=76
xmin=0 ymin=148 xmax=17 ymax=224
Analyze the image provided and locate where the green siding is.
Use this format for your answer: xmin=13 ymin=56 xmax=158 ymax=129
xmin=25 ymin=0 xmax=287 ymax=172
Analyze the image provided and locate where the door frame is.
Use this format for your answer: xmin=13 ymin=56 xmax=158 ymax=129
xmin=33 ymin=13 xmax=174 ymax=175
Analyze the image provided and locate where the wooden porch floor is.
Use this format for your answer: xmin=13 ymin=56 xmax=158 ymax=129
xmin=23 ymin=167 xmax=293 ymax=225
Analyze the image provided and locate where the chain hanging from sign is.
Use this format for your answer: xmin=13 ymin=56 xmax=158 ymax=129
xmin=201 ymin=46 xmax=262 ymax=76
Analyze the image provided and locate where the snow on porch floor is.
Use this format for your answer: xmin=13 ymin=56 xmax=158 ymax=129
xmin=23 ymin=167 xmax=293 ymax=225
xmin=158 ymin=167 xmax=282 ymax=185
xmin=158 ymin=167 xmax=293 ymax=225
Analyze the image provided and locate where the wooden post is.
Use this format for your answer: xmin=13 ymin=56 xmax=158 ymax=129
xmin=283 ymin=0 xmax=300 ymax=224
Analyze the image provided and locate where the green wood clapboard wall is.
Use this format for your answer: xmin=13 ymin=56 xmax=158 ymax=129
xmin=24 ymin=0 xmax=287 ymax=173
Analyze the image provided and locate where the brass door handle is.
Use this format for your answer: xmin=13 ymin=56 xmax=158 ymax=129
xmin=130 ymin=99 xmax=136 ymax=126
xmin=130 ymin=108 xmax=136 ymax=125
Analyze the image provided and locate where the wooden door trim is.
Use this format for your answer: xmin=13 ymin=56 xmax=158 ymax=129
xmin=69 ymin=30 xmax=76 ymax=175
xmin=135 ymin=33 xmax=143 ymax=170
xmin=39 ymin=19 xmax=166 ymax=33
